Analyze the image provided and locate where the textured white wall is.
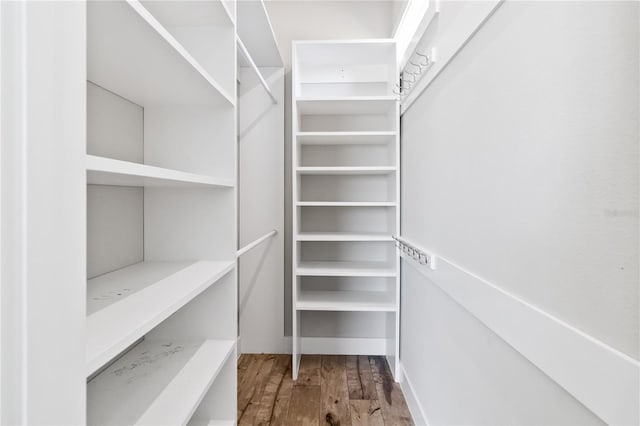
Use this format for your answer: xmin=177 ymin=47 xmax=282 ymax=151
xmin=401 ymin=0 xmax=638 ymax=424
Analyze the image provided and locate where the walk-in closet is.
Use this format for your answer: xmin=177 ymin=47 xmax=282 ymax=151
xmin=1 ymin=0 xmax=638 ymax=425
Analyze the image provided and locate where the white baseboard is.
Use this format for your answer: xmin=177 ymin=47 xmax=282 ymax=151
xmin=399 ymin=362 xmax=429 ymax=426
xmin=294 ymin=337 xmax=386 ymax=355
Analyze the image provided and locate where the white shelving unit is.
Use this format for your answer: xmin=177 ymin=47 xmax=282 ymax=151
xmin=86 ymin=0 xmax=237 ymax=423
xmin=292 ymin=40 xmax=401 ymax=379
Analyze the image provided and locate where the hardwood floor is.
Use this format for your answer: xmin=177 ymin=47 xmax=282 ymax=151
xmin=237 ymin=354 xmax=413 ymax=426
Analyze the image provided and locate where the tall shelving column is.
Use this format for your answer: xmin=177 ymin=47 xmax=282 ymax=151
xmin=292 ymin=40 xmax=400 ymax=380
xmin=85 ymin=1 xmax=238 ymax=424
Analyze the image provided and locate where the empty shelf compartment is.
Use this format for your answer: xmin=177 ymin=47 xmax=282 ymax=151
xmin=88 ymin=339 xmax=235 ymax=425
xmin=86 ymin=260 xmax=235 ymax=376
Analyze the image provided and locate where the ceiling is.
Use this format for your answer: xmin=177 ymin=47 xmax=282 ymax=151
xmin=263 ymin=0 xmax=408 ymax=68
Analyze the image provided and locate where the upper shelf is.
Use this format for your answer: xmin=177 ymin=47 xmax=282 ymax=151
xmin=86 ymin=155 xmax=235 ymax=188
xmin=86 ymin=260 xmax=234 ymax=376
xmin=296 ymin=97 xmax=397 ymax=115
xmin=88 ymin=0 xmax=234 ymax=107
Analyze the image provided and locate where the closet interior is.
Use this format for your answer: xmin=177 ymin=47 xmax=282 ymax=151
xmin=291 ymin=40 xmax=401 ymax=379
xmin=86 ymin=1 xmax=237 ymax=423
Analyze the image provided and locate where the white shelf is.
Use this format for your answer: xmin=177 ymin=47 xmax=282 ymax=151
xmin=296 ymin=166 xmax=395 ymax=175
xmin=296 ymin=131 xmax=396 ymax=145
xmin=88 ymin=339 xmax=235 ymax=425
xmin=86 ymin=260 xmax=235 ymax=376
xmin=296 ymin=97 xmax=397 ymax=115
xmin=296 ymin=291 xmax=396 ymax=312
xmin=297 ymin=201 xmax=396 ymax=207
xmin=296 ymin=232 xmax=393 ymax=242
xmin=87 ymin=155 xmax=235 ymax=188
xmin=296 ymin=261 xmax=396 ymax=277
xmin=88 ymin=0 xmax=234 ymax=106
xmin=208 ymin=421 xmax=236 ymax=426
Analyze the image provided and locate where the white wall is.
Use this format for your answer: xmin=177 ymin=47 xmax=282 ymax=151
xmin=400 ymin=1 xmax=638 ymax=424
xmin=264 ymin=0 xmax=399 ymax=336
xmin=1 ymin=2 xmax=86 ymax=423
xmin=238 ymin=66 xmax=286 ymax=353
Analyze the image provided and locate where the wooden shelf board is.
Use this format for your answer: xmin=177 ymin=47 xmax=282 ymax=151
xmin=88 ymin=339 xmax=235 ymax=425
xmin=297 ymin=201 xmax=396 ymax=207
xmin=296 ymin=232 xmax=393 ymax=242
xmin=296 ymin=290 xmax=396 ymax=312
xmin=87 ymin=155 xmax=234 ymax=188
xmin=296 ymin=97 xmax=397 ymax=115
xmin=296 ymin=166 xmax=395 ymax=175
xmin=86 ymin=260 xmax=235 ymax=376
xmin=88 ymin=0 xmax=233 ymax=106
xmin=296 ymin=131 xmax=396 ymax=145
xmin=296 ymin=261 xmax=396 ymax=277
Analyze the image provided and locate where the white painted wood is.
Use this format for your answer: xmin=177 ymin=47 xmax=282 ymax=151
xmin=88 ymin=339 xmax=234 ymax=425
xmin=300 ymin=337 xmax=386 ymax=355
xmin=296 ymin=167 xmax=395 ymax=175
xmin=86 ymin=261 xmax=234 ymax=375
xmin=237 ymin=0 xmax=282 ymax=67
xmin=87 ymin=82 xmax=143 ymax=162
xmin=0 ymin=2 xmax=86 ymax=423
xmin=143 ymin=106 xmax=235 ymax=180
xmin=296 ymin=291 xmax=395 ymax=312
xmin=297 ymin=232 xmax=393 ymax=242
xmin=297 ymin=131 xmax=395 ymax=145
xmin=296 ymin=97 xmax=396 ymax=115
xmin=292 ymin=41 xmax=399 ymax=378
xmin=87 ymin=155 xmax=235 ymax=188
xmin=88 ymin=0 xmax=233 ymax=106
xmin=188 ymin=353 xmax=237 ymax=425
xmin=237 ymin=37 xmax=277 ymax=103
xmin=297 ymin=261 xmax=396 ymax=277
xmin=297 ymin=201 xmax=396 ymax=207
xmin=87 ymin=186 xmax=143 ymax=279
xmin=144 ymin=188 xmax=236 ymax=261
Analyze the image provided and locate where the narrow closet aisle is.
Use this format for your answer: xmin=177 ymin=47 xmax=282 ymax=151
xmin=237 ymin=355 xmax=411 ymax=425
xmin=1 ymin=1 xmax=638 ymax=426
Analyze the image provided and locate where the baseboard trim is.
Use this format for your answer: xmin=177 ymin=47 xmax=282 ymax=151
xmin=300 ymin=337 xmax=386 ymax=355
xmin=399 ymin=362 xmax=429 ymax=426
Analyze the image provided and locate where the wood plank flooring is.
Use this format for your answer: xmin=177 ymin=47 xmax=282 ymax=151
xmin=237 ymin=354 xmax=413 ymax=426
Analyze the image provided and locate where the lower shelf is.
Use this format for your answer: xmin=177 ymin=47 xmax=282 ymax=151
xmin=88 ymin=339 xmax=235 ymax=426
xmin=86 ymin=260 xmax=235 ymax=376
xmin=296 ymin=290 xmax=396 ymax=312
xmin=296 ymin=261 xmax=396 ymax=277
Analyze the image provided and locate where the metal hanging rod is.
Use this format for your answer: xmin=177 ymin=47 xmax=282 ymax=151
xmin=393 ymin=235 xmax=437 ymax=270
xmin=237 ymin=230 xmax=277 ymax=257
xmin=237 ymin=36 xmax=278 ymax=104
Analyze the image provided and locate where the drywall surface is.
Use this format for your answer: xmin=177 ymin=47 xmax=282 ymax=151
xmin=400 ymin=0 xmax=638 ymax=424
xmin=238 ymin=67 xmax=286 ymax=353
xmin=265 ymin=0 xmax=398 ymax=336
